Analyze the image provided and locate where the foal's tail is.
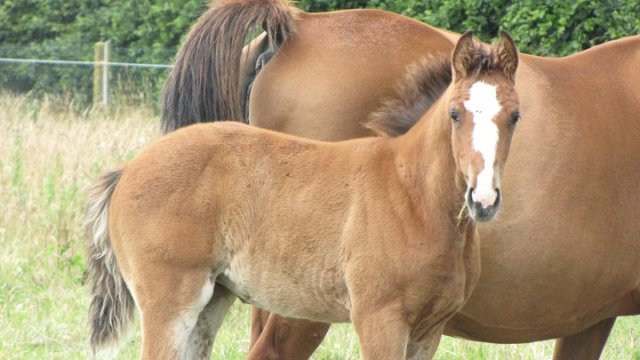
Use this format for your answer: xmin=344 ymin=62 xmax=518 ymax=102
xmin=86 ymin=169 xmax=133 ymax=358
xmin=160 ymin=0 xmax=297 ymax=133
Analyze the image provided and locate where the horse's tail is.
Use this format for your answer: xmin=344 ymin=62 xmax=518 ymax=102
xmin=86 ymin=169 xmax=134 ymax=358
xmin=160 ymin=0 xmax=297 ymax=133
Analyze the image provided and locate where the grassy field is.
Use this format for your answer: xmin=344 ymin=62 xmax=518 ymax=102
xmin=0 ymin=93 xmax=638 ymax=359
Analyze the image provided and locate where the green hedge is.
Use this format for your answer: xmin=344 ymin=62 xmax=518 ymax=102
xmin=1 ymin=0 xmax=638 ymax=103
xmin=346 ymin=0 xmax=640 ymax=55
xmin=502 ymin=0 xmax=640 ymax=56
xmin=299 ymin=0 xmax=640 ymax=56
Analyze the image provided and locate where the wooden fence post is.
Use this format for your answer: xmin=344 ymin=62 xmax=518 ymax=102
xmin=93 ymin=41 xmax=110 ymax=107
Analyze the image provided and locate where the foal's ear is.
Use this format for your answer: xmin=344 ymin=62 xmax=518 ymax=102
xmin=496 ymin=30 xmax=518 ymax=82
xmin=452 ymin=30 xmax=476 ymax=81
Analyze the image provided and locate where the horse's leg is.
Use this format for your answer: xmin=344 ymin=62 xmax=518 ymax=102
xmin=247 ymin=310 xmax=331 ymax=360
xmin=552 ymin=317 xmax=616 ymax=360
xmin=186 ymin=284 xmax=236 ymax=359
xmin=351 ymin=305 xmax=410 ymax=359
xmin=249 ymin=308 xmax=269 ymax=350
xmin=131 ymin=265 xmax=219 ymax=359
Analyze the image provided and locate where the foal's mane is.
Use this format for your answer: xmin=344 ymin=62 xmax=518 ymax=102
xmin=366 ymin=36 xmax=509 ymax=138
xmin=365 ymin=56 xmax=452 ymax=137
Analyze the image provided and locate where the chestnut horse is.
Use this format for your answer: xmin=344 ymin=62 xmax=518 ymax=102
xmin=160 ymin=1 xmax=640 ymax=359
xmin=87 ymin=33 xmax=521 ymax=359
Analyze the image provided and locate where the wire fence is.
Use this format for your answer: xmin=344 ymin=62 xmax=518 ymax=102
xmin=0 ymin=42 xmax=175 ymax=109
xmin=0 ymin=58 xmax=172 ymax=69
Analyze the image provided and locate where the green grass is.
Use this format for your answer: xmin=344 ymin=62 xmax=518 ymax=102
xmin=0 ymin=93 xmax=638 ymax=359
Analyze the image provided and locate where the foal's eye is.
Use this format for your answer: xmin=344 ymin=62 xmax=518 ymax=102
xmin=510 ymin=111 xmax=520 ymax=125
xmin=450 ymin=108 xmax=461 ymax=123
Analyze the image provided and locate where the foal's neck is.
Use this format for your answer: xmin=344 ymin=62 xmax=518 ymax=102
xmin=391 ymin=94 xmax=469 ymax=232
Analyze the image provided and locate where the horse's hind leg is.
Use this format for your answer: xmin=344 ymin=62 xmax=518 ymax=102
xmin=247 ymin=310 xmax=330 ymax=360
xmin=131 ymin=265 xmax=228 ymax=359
xmin=552 ymin=317 xmax=616 ymax=360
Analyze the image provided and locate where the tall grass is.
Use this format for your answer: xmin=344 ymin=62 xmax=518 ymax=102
xmin=0 ymin=94 xmax=637 ymax=359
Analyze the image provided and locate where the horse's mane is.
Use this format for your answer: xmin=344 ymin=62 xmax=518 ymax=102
xmin=365 ymin=56 xmax=452 ymax=137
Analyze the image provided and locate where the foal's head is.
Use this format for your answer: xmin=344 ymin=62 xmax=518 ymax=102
xmin=448 ymin=31 xmax=520 ymax=221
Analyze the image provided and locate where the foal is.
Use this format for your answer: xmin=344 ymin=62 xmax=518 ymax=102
xmin=87 ymin=32 xmax=520 ymax=359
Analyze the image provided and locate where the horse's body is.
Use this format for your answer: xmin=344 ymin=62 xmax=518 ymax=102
xmin=161 ymin=1 xmax=640 ymax=359
xmin=88 ymin=34 xmax=521 ymax=359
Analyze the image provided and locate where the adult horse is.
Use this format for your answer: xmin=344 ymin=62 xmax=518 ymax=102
xmin=88 ymin=33 xmax=522 ymax=359
xmin=161 ymin=1 xmax=640 ymax=359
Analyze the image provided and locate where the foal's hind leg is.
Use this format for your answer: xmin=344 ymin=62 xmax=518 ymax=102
xmin=130 ymin=265 xmax=225 ymax=359
xmin=552 ymin=317 xmax=616 ymax=360
xmin=186 ymin=284 xmax=236 ymax=359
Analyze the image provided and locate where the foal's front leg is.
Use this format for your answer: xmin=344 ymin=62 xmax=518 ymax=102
xmin=351 ymin=303 xmax=411 ymax=359
xmin=405 ymin=325 xmax=445 ymax=360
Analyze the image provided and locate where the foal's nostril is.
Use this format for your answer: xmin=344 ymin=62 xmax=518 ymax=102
xmin=466 ymin=187 xmax=474 ymax=205
xmin=494 ymin=188 xmax=501 ymax=208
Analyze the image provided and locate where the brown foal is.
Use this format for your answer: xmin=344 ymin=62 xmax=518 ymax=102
xmin=88 ymin=32 xmax=521 ymax=359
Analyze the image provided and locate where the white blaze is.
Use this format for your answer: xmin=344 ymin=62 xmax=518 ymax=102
xmin=464 ymin=81 xmax=501 ymax=208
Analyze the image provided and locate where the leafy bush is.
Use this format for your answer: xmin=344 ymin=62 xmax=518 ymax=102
xmin=502 ymin=0 xmax=640 ymax=56
xmin=304 ymin=0 xmax=639 ymax=53
xmin=297 ymin=0 xmax=370 ymax=11
xmin=0 ymin=0 xmax=204 ymax=105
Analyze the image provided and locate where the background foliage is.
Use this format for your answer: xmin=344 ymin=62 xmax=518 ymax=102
xmin=0 ymin=0 xmax=204 ymax=105
xmin=0 ymin=0 xmax=638 ymax=104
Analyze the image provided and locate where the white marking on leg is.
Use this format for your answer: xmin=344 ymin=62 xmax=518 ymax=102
xmin=173 ymin=279 xmax=214 ymax=360
xmin=464 ymin=81 xmax=501 ymax=208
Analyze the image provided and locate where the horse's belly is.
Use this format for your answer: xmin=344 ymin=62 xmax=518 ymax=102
xmin=220 ymin=251 xmax=351 ymax=323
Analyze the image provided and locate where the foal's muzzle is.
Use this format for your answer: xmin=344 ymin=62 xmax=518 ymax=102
xmin=466 ymin=187 xmax=501 ymax=222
